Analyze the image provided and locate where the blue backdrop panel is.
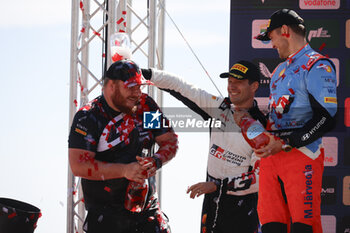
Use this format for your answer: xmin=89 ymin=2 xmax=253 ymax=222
xmin=229 ymin=1 xmax=350 ymax=232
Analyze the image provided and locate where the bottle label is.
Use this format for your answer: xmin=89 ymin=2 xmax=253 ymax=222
xmin=246 ymin=123 xmax=264 ymax=139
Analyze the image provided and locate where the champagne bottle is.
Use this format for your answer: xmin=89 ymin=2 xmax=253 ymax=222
xmin=124 ymin=149 xmax=149 ymax=213
xmin=240 ymin=117 xmax=270 ymax=150
xmin=124 ymin=179 xmax=149 ymax=212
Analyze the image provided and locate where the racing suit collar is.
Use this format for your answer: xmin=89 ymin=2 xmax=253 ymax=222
xmin=286 ymin=43 xmax=310 ymax=66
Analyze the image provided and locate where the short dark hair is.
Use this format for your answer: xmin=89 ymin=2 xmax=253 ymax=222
xmin=289 ymin=24 xmax=306 ymax=38
xmin=103 ymin=77 xmax=113 ymax=87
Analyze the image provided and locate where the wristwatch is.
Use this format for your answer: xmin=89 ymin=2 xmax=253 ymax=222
xmin=281 ymin=138 xmax=292 ymax=152
xmin=282 ymin=144 xmax=293 ymax=152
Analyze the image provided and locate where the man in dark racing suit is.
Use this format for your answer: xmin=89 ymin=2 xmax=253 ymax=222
xmin=142 ymin=60 xmax=266 ymax=233
xmin=68 ymin=59 xmax=178 ymax=233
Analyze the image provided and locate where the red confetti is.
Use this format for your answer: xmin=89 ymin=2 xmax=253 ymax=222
xmin=94 ymin=162 xmax=99 ymax=171
xmin=79 ymin=1 xmax=84 ymax=11
xmin=104 ymin=186 xmax=111 ymax=192
xmin=80 ymin=27 xmax=85 ymax=33
xmin=123 ymin=22 xmax=127 ymax=27
xmin=77 ymin=77 xmax=84 ymax=92
xmin=112 ymin=53 xmax=124 ymax=62
xmin=119 ymin=29 xmax=126 ymax=33
xmin=319 ymin=42 xmax=326 ymax=51
xmin=102 ymin=53 xmax=105 ymax=58
xmin=74 ymin=99 xmax=78 ymax=107
xmin=122 ymin=11 xmax=127 ymax=14
xmin=93 ymin=31 xmax=101 ymax=37
xmin=108 ymin=144 xmax=113 ymax=148
xmin=117 ymin=18 xmax=124 ymax=25
xmin=8 ymin=212 xmax=16 ymax=219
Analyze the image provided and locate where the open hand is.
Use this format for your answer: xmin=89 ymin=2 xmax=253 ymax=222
xmin=186 ymin=182 xmax=217 ymax=199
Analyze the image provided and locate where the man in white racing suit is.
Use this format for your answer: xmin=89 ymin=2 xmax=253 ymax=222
xmin=141 ymin=60 xmax=266 ymax=233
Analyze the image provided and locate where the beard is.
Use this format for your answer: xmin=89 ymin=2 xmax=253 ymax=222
xmin=111 ymin=87 xmax=138 ymax=115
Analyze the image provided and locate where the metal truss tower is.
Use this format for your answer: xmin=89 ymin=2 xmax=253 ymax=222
xmin=67 ymin=0 xmax=165 ymax=232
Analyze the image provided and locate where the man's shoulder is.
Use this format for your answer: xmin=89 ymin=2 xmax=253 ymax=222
xmin=218 ymin=97 xmax=231 ymax=111
xmin=137 ymin=93 xmax=160 ymax=112
xmin=74 ymin=96 xmax=105 ymax=120
xmin=302 ymin=49 xmax=334 ymax=71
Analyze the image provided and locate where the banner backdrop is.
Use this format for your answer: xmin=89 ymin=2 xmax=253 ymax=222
xmin=229 ymin=0 xmax=350 ymax=232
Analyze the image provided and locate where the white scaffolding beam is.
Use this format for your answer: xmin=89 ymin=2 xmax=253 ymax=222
xmin=67 ymin=1 xmax=166 ymax=232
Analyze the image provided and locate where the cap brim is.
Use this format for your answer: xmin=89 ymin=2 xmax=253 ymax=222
xmin=255 ymin=32 xmax=270 ymax=41
xmin=124 ymin=74 xmax=153 ymax=88
xmin=219 ymin=72 xmax=229 ymax=78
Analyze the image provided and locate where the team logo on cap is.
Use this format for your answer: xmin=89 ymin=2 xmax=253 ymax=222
xmin=267 ymin=19 xmax=271 ymax=28
xmin=229 ymin=73 xmax=244 ymax=79
xmin=231 ymin=63 xmax=248 ymax=74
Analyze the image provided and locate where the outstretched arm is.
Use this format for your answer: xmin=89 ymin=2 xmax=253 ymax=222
xmin=142 ymin=68 xmax=223 ymax=119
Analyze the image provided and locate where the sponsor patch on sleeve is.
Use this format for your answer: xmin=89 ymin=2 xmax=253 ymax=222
xmin=317 ymin=64 xmax=332 ymax=73
xmin=324 ymin=97 xmax=337 ymax=104
xmin=75 ymin=128 xmax=87 ymax=136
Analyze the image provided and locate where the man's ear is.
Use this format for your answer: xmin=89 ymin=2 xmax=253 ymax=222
xmin=251 ymin=81 xmax=259 ymax=92
xmin=281 ymin=25 xmax=291 ymax=38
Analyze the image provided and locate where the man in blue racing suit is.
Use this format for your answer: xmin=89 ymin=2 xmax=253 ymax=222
xmin=249 ymin=9 xmax=337 ymax=233
xmin=142 ymin=60 xmax=266 ymax=233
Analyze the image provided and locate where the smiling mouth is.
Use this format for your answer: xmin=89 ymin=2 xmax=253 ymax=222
xmin=127 ymin=97 xmax=139 ymax=102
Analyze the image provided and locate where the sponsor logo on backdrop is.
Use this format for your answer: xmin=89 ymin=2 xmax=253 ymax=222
xmin=346 ymin=20 xmax=350 ymax=48
xmin=308 ymin=27 xmax=331 ymax=42
xmin=321 ymin=176 xmax=337 ymax=205
xmin=300 ymin=0 xmax=340 ymax=9
xmin=252 ymin=58 xmax=282 ymax=86
xmin=322 ymin=137 xmax=338 ymax=166
xmin=343 ymin=176 xmax=350 ymax=205
xmin=256 ymin=97 xmax=269 ymax=114
xmin=306 ymin=20 xmax=339 ymax=48
xmin=345 ymin=98 xmax=350 ymax=127
xmin=258 ymin=62 xmax=272 ymax=81
xmin=321 ymin=216 xmax=336 ymax=233
xmin=252 ymin=20 xmax=272 ymax=49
